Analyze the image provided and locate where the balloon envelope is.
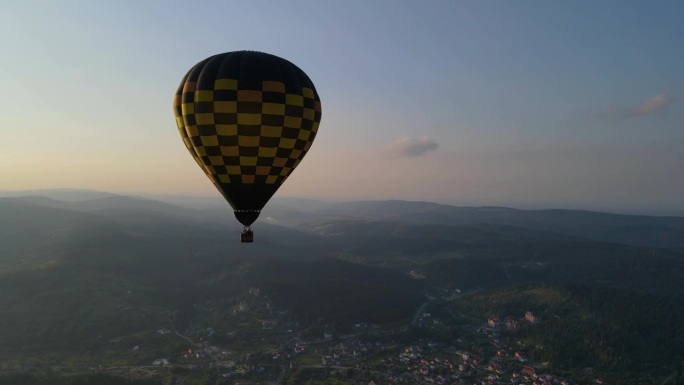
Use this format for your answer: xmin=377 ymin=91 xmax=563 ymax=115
xmin=173 ymin=51 xmax=322 ymax=226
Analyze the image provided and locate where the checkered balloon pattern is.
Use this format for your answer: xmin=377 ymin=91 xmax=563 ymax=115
xmin=174 ymin=51 xmax=321 ymax=226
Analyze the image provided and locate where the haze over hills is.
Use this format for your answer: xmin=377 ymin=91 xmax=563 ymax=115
xmin=1 ymin=189 xmax=684 ymax=384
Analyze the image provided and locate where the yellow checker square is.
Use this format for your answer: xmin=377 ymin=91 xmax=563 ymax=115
xmin=238 ymin=136 xmax=260 ymax=147
xmin=279 ymin=137 xmax=297 ymax=149
xmin=220 ymin=146 xmax=239 ymax=156
xmin=263 ymin=81 xmax=286 ymax=93
xmin=237 ymin=90 xmax=262 ymax=102
xmin=256 ymin=166 xmax=271 ymax=175
xmin=283 ymin=116 xmax=302 ymax=128
xmin=240 ymin=156 xmax=258 ymax=166
xmin=265 ymin=175 xmax=278 ymax=184
xmin=215 ymin=79 xmax=238 ymax=90
xmin=200 ymin=136 xmax=219 ymax=146
xmin=181 ymin=103 xmax=195 ymax=115
xmin=209 ymin=156 xmax=224 ymax=166
xmin=261 ymin=126 xmax=282 ymax=137
xmin=226 ymin=165 xmax=241 ymax=175
xmin=195 ymin=113 xmax=215 ymax=125
xmin=280 ymin=167 xmax=292 ymax=176
xmin=241 ymin=175 xmax=256 ymax=184
xmin=194 ymin=90 xmax=214 ymax=102
xmin=214 ymin=101 xmax=237 ymax=113
xmin=216 ymin=124 xmax=238 ymax=136
xmin=194 ymin=146 xmax=207 ymax=157
xmin=182 ymin=137 xmax=192 ymax=148
xmin=273 ymin=157 xmax=287 ymax=167
xmin=185 ymin=125 xmax=199 ymax=137
xmin=176 ymin=118 xmax=185 ymax=130
xmin=237 ymin=113 xmax=261 ymax=125
xmin=289 ymin=149 xmax=302 ymax=159
xmin=302 ymin=87 xmax=314 ymax=98
xmin=218 ymin=174 xmax=231 ymax=183
xmin=312 ymin=121 xmax=320 ymax=133
xmin=262 ymin=103 xmax=286 ymax=115
xmin=258 ymin=147 xmax=277 ymax=157
xmin=292 ymin=159 xmax=302 ymax=168
xmin=297 ymin=130 xmax=311 ymax=141
xmin=203 ymin=164 xmax=216 ymax=174
xmin=304 ymin=141 xmax=312 ymax=152
xmin=302 ymin=108 xmax=315 ymax=120
xmin=315 ymin=101 xmax=322 ymax=112
xmin=286 ymin=94 xmax=304 ymax=107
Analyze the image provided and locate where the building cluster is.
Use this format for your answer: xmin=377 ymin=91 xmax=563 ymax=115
xmin=322 ymin=339 xmax=386 ymax=366
xmin=374 ymin=342 xmax=571 ymax=385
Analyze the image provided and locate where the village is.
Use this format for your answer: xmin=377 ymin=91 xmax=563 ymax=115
xmin=116 ymin=288 xmax=601 ymax=385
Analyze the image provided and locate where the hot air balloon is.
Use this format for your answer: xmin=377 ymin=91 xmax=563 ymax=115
xmin=173 ymin=51 xmax=322 ymax=242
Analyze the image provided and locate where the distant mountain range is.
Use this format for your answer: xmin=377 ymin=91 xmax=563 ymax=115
xmin=1 ymin=188 xmax=683 ymax=361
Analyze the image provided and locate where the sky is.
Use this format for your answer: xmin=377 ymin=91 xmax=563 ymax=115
xmin=0 ymin=1 xmax=682 ymax=214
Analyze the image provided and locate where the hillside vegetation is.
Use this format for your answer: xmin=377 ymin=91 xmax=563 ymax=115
xmin=1 ymin=190 xmax=683 ymax=384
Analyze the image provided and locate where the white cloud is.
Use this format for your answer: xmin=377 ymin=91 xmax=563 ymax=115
xmin=384 ymin=136 xmax=438 ymax=158
xmin=623 ymin=94 xmax=675 ymax=118
xmin=592 ymin=94 xmax=676 ymax=119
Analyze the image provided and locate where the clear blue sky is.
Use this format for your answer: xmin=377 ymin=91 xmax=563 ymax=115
xmin=1 ymin=1 xmax=682 ymax=213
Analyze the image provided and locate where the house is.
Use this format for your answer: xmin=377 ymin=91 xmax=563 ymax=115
xmin=504 ymin=318 xmax=520 ymax=330
xmin=522 ymin=366 xmax=536 ymax=377
xmin=152 ymin=358 xmax=170 ymax=366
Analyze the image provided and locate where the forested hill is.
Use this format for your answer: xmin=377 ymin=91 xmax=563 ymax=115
xmin=1 ymin=190 xmax=684 ymax=384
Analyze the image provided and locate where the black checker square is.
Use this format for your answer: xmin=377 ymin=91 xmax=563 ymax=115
xmin=257 ymin=157 xmax=273 ymax=166
xmin=294 ymin=139 xmax=308 ymax=150
xmin=195 ymin=101 xmax=214 ymax=113
xmin=300 ymin=120 xmax=313 ymax=130
xmin=215 ymin=113 xmax=237 ymax=125
xmin=262 ymin=91 xmax=286 ymax=104
xmin=276 ymin=148 xmax=291 ymax=158
xmin=237 ymin=101 xmax=263 ymax=114
xmin=182 ymin=93 xmax=194 ymax=103
xmin=197 ymin=125 xmax=217 ymax=136
xmin=241 ymin=166 xmax=257 ymax=175
xmin=224 ymin=156 xmax=241 ymax=166
xmin=240 ymin=147 xmax=259 ymax=157
xmin=285 ymin=105 xmax=303 ymax=117
xmin=261 ymin=114 xmax=285 ymax=126
xmin=238 ymin=125 xmax=260 ymax=136
xmin=281 ymin=127 xmax=300 ymax=139
xmin=214 ymin=89 xmax=238 ymax=101
xmin=205 ymin=146 xmax=222 ymax=156
xmin=218 ymin=135 xmax=239 ymax=146
xmin=259 ymin=137 xmax=280 ymax=147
